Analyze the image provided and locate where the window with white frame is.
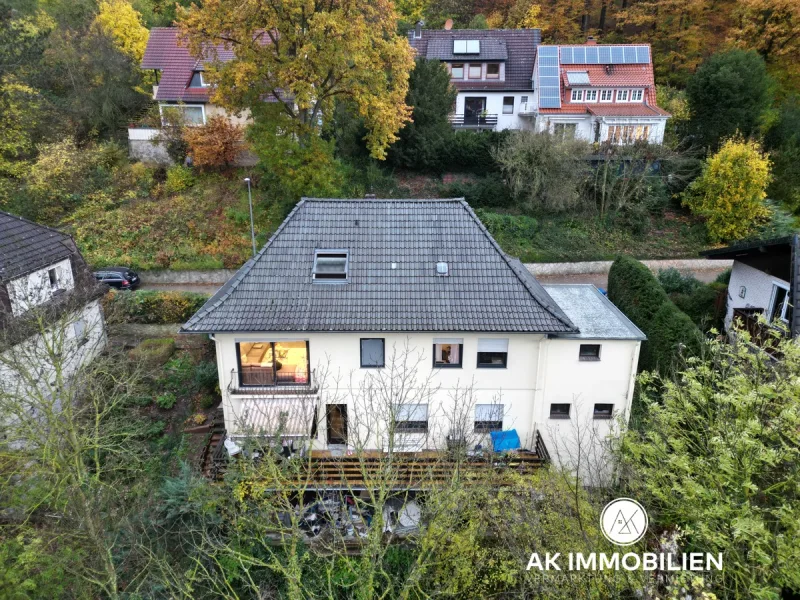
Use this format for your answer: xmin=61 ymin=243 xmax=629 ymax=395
xmin=159 ymin=103 xmax=206 ymax=125
xmin=502 ymin=96 xmax=514 ymax=114
xmin=585 ymin=89 xmax=598 ymax=102
xmin=450 ymin=63 xmax=464 ymax=79
xmin=768 ymin=283 xmax=791 ymax=323
xmin=607 ymin=124 xmax=650 ymax=144
xmin=188 ymin=71 xmax=210 ymax=88
xmin=631 ymin=89 xmax=643 ymax=101
xmin=553 ymin=123 xmax=577 ymax=140
xmin=396 ymin=404 xmax=429 ymax=432
xmin=616 ymin=89 xmax=629 ymax=102
xmin=600 ymin=89 xmax=613 ymax=102
xmin=474 ymin=404 xmax=503 ymax=432
xmin=571 ymin=89 xmax=584 ymax=102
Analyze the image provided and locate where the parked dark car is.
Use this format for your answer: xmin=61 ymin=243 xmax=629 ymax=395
xmin=94 ymin=267 xmax=140 ymax=290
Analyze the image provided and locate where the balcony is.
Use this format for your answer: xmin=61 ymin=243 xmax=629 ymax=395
xmin=448 ymin=113 xmax=498 ymax=131
xmin=518 ymin=102 xmax=537 ymax=115
xmin=228 ymin=368 xmax=319 ymax=395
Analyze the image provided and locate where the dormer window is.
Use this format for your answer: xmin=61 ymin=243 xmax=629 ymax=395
xmin=188 ymin=71 xmax=210 ymax=88
xmin=453 ymin=40 xmax=480 ymax=54
xmin=585 ymin=89 xmax=598 ymax=102
xmin=486 ymin=63 xmax=500 ymax=79
xmin=312 ymin=250 xmax=349 ymax=282
xmin=571 ymin=89 xmax=584 ymax=102
xmin=450 ymin=64 xmax=464 ymax=79
xmin=616 ymin=89 xmax=629 ymax=102
xmin=631 ymin=89 xmax=643 ymax=102
xmin=600 ymin=89 xmax=613 ymax=102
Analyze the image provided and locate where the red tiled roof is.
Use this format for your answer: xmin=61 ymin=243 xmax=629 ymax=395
xmin=561 ymin=64 xmax=653 ymax=89
xmin=588 ymin=104 xmax=670 ymax=117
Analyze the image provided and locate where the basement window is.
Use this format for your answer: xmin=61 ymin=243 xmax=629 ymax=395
xmin=579 ymin=344 xmax=601 ymax=361
xmin=475 ymin=404 xmax=503 ymax=432
xmin=549 ymin=403 xmax=571 ymax=419
xmin=312 ymin=250 xmax=349 ymax=282
xmin=593 ymin=403 xmax=614 ymax=419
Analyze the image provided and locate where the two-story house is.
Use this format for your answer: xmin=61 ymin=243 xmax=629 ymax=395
xmin=0 ymin=211 xmax=107 ymax=400
xmin=408 ymin=24 xmax=669 ymax=142
xmin=129 ymin=27 xmax=252 ymax=163
xmin=181 ymin=198 xmax=644 ymax=473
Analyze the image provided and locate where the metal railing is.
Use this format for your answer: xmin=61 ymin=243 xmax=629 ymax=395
xmin=448 ymin=114 xmax=498 ymax=130
xmin=228 ymin=368 xmax=318 ymax=395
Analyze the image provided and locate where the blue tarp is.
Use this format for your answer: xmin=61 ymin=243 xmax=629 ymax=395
xmin=490 ymin=429 xmax=521 ymax=452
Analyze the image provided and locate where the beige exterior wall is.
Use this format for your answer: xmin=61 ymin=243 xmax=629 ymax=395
xmin=205 ymin=104 xmax=252 ymax=126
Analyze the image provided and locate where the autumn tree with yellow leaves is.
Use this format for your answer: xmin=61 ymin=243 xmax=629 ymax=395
xmin=683 ymin=137 xmax=772 ymax=242
xmin=178 ymin=0 xmax=415 ymax=160
xmin=92 ymin=0 xmax=149 ymax=62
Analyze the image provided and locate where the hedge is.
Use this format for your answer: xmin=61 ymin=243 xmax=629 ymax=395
xmin=608 ymin=256 xmax=703 ymax=373
xmin=104 ymin=290 xmax=209 ymax=324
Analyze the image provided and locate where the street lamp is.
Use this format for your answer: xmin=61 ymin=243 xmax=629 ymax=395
xmin=244 ymin=177 xmax=256 ymax=258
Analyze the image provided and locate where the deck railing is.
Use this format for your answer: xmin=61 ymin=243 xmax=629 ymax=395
xmin=448 ymin=114 xmax=498 ymax=130
xmin=228 ymin=368 xmax=318 ymax=395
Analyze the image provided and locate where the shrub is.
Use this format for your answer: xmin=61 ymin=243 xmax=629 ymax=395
xmin=155 ymin=392 xmax=177 ymax=410
xmin=672 ymin=282 xmax=726 ymax=332
xmin=183 ymin=115 xmax=246 ymax=169
xmin=145 ymin=419 xmax=167 ymax=437
xmin=608 ymin=256 xmax=669 ymax=327
xmin=648 ymin=302 xmax=704 ymax=371
xmin=657 ymin=268 xmax=702 ymax=295
xmin=198 ymin=394 xmax=216 ymax=410
xmin=164 ymin=164 xmax=196 ymax=194
xmin=193 ymin=361 xmax=219 ymax=393
xmin=493 ymin=130 xmax=591 ymax=212
xmin=440 ymin=174 xmax=512 ymax=209
xmin=104 ymin=290 xmax=209 ymax=324
xmin=129 ymin=338 xmax=175 ymax=366
xmin=475 ymin=210 xmax=537 ymax=240
xmin=682 ymin=137 xmax=772 ymax=242
xmin=440 ymin=130 xmax=509 ymax=175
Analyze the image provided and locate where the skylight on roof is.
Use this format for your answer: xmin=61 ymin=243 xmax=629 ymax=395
xmin=312 ymin=250 xmax=349 ymax=283
xmin=453 ymin=40 xmax=480 ymax=54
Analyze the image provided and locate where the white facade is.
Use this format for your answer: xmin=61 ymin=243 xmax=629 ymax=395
xmin=454 ymin=91 xmax=535 ymax=131
xmin=531 ymin=112 xmax=667 ymax=145
xmin=211 ymin=329 xmax=640 ymax=474
xmin=7 ymin=258 xmax=74 ymax=317
xmin=724 ymin=261 xmax=791 ymax=331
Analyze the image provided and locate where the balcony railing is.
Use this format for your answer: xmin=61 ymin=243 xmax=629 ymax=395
xmin=228 ymin=368 xmax=319 ymax=395
xmin=518 ymin=102 xmax=536 ymax=115
xmin=732 ymin=308 xmax=789 ymax=357
xmin=448 ymin=114 xmax=498 ymax=130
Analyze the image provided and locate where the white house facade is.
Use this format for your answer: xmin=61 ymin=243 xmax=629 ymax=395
xmin=182 ymin=198 xmax=644 ymax=475
xmin=409 ymin=25 xmax=670 ymax=143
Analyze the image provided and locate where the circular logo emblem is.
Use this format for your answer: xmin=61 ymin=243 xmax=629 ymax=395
xmin=600 ymin=498 xmax=648 ymax=546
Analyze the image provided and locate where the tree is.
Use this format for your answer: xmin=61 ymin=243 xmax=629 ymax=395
xmin=92 ymin=0 xmax=149 ymax=62
xmin=179 ymin=0 xmax=415 ymax=160
xmin=682 ymin=137 xmax=772 ymax=242
xmin=619 ymin=331 xmax=800 ymax=598
xmin=764 ymin=94 xmax=800 ymax=212
xmin=388 ymin=58 xmax=457 ymax=171
xmin=686 ymin=50 xmax=774 ymax=150
xmin=183 ymin=115 xmax=246 ymax=169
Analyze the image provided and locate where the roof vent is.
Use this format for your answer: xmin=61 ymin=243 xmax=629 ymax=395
xmin=436 ymin=262 xmax=449 ymax=276
xmin=364 ymin=193 xmax=376 ymax=199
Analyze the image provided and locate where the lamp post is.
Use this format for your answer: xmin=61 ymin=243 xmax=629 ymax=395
xmin=244 ymin=177 xmax=256 ymax=258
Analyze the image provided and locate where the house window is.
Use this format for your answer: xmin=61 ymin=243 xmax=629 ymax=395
xmin=616 ymin=89 xmax=629 ymax=102
xmin=486 ymin=63 xmax=500 ymax=79
xmin=607 ymin=125 xmax=650 ymax=144
xmin=159 ymin=103 xmax=206 ymax=125
xmin=451 ymin=64 xmax=464 ymax=79
xmin=477 ymin=338 xmax=508 ymax=368
xmin=468 ymin=64 xmax=482 ymax=79
xmin=553 ymin=123 xmax=577 ymax=140
xmin=453 ymin=39 xmax=480 ymax=54
xmin=769 ymin=283 xmax=791 ymax=323
xmin=579 ymin=344 xmax=601 ymax=361
xmin=549 ymin=403 xmax=571 ymax=419
xmin=571 ymin=89 xmax=584 ymax=102
xmin=585 ymin=89 xmax=598 ymax=102
xmin=188 ymin=71 xmax=210 ymax=88
xmin=475 ymin=404 xmax=503 ymax=432
xmin=396 ymin=403 xmax=429 ymax=432
xmin=312 ymin=250 xmax=348 ymax=282
xmin=521 ymin=95 xmax=529 ymax=103
xmin=237 ymin=341 xmax=310 ymax=386
xmin=631 ymin=89 xmax=643 ymax=101
xmin=593 ymin=403 xmax=614 ymax=419
xmin=600 ymin=89 xmax=613 ymax=102
xmin=433 ymin=339 xmax=462 ymax=368
xmin=360 ymin=338 xmax=385 ymax=368
xmin=502 ymin=96 xmax=514 ymax=114
xmin=48 ymin=268 xmax=59 ymax=290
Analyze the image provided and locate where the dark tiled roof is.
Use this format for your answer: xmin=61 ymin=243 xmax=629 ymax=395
xmin=0 ymin=211 xmax=74 ymax=282
xmin=182 ymin=199 xmax=576 ymax=334
xmin=409 ymin=29 xmax=540 ymax=91
xmin=425 ymin=37 xmax=508 ymax=61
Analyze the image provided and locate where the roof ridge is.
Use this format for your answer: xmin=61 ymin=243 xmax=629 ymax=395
xmin=457 ymin=200 xmax=577 ymax=332
xmin=181 ymin=199 xmax=308 ymax=331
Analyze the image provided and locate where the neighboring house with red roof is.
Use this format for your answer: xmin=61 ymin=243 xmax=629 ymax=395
xmin=409 ymin=23 xmax=669 ymax=143
xmin=530 ymin=40 xmax=670 ymax=143
xmin=128 ymin=28 xmax=251 ymax=163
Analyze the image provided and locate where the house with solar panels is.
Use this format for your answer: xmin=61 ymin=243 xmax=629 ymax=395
xmin=531 ymin=40 xmax=670 ymax=143
xmin=181 ymin=197 xmax=645 ymax=473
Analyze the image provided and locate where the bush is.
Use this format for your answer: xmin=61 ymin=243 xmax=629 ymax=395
xmin=657 ymin=268 xmax=702 ymax=295
xmin=104 ymin=290 xmax=209 ymax=324
xmin=440 ymin=130 xmax=509 ymax=175
xmin=440 ymin=174 xmax=512 ymax=209
xmin=193 ymin=361 xmax=218 ymax=393
xmin=647 ymin=302 xmax=703 ymax=376
xmin=164 ymin=165 xmax=196 ymax=194
xmin=183 ymin=115 xmax=246 ymax=169
xmin=475 ymin=210 xmax=537 ymax=240
xmin=672 ymin=282 xmax=726 ymax=332
xmin=155 ymin=392 xmax=177 ymax=410
xmin=129 ymin=338 xmax=175 ymax=366
xmin=608 ymin=256 xmax=669 ymax=327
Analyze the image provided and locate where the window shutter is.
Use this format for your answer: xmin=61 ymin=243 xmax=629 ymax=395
xmin=433 ymin=338 xmax=463 ymax=344
xmin=475 ymin=404 xmax=502 ymax=421
xmin=477 ymin=338 xmax=508 ymax=353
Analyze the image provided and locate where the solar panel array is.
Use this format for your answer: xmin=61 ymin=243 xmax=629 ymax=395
xmin=560 ymin=45 xmax=650 ymax=65
xmin=537 ymin=46 xmax=561 ymax=109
